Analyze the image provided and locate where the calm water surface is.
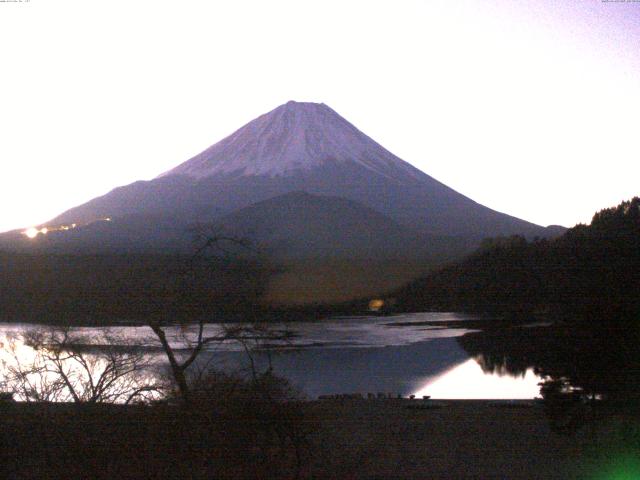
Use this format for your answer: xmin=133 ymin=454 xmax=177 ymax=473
xmin=0 ymin=312 xmax=543 ymax=400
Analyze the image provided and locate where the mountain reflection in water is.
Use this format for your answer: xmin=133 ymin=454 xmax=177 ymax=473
xmin=457 ymin=317 xmax=640 ymax=439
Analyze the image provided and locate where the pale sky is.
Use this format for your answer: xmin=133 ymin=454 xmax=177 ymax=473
xmin=1 ymin=0 xmax=639 ymax=233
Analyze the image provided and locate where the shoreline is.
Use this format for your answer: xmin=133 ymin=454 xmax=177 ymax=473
xmin=1 ymin=399 xmax=611 ymax=479
xmin=305 ymin=398 xmax=611 ymax=479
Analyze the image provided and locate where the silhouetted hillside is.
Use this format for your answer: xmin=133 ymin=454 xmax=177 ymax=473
xmin=395 ymin=197 xmax=640 ymax=321
xmin=0 ymin=252 xmax=270 ymax=324
xmin=217 ymin=191 xmax=458 ymax=260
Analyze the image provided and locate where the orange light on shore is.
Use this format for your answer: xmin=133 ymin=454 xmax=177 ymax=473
xmin=368 ymin=299 xmax=385 ymax=312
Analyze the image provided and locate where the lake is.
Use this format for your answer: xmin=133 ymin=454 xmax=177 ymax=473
xmin=0 ymin=312 xmax=544 ymax=400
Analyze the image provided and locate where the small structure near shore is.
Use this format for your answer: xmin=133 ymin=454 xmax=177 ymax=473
xmin=318 ymin=392 xmax=432 ymax=401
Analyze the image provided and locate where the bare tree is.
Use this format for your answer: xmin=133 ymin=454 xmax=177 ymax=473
xmin=2 ymin=326 xmax=162 ymax=404
xmin=146 ymin=231 xmax=291 ymax=402
xmin=149 ymin=318 xmax=293 ymax=402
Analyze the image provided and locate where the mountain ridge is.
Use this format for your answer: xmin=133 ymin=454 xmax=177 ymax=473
xmin=46 ymin=100 xmax=555 ymax=240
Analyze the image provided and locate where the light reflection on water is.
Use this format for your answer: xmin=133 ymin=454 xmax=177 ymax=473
xmin=0 ymin=313 xmax=544 ymax=400
xmin=413 ymin=358 xmax=542 ymax=400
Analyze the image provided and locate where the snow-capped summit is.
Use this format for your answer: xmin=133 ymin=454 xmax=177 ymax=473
xmin=159 ymin=101 xmax=425 ymax=182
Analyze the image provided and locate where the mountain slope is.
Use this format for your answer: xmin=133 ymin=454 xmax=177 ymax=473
xmin=4 ymin=192 xmax=472 ymax=261
xmin=217 ymin=191 xmax=428 ymax=259
xmin=48 ymin=101 xmax=553 ymax=239
xmin=0 ymin=214 xmax=195 ymax=254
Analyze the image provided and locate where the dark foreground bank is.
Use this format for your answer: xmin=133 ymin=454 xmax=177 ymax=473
xmin=2 ymin=399 xmax=637 ymax=479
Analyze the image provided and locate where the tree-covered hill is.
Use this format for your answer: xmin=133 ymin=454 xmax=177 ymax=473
xmin=0 ymin=252 xmax=270 ymax=324
xmin=394 ymin=197 xmax=640 ymax=321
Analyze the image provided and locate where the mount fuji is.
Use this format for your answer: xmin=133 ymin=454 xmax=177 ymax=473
xmin=1 ymin=101 xmax=563 ymax=303
xmin=0 ymin=102 xmax=557 ymax=261
xmin=43 ymin=101 xmax=552 ymax=242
